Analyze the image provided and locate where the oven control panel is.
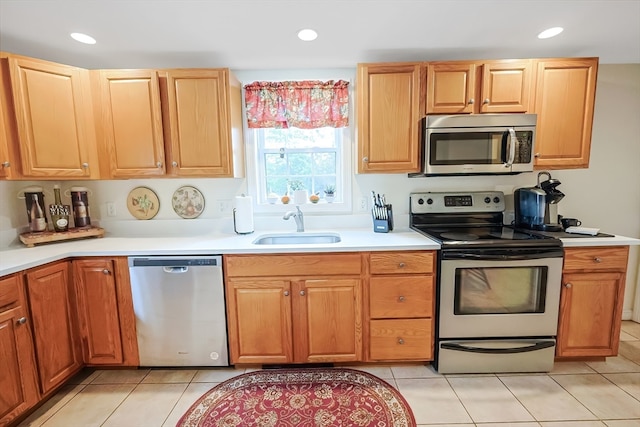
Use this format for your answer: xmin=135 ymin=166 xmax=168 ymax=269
xmin=410 ymin=191 xmax=505 ymax=213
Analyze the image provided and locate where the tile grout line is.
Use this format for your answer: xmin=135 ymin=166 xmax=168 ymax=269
xmin=98 ymin=369 xmax=151 ymax=427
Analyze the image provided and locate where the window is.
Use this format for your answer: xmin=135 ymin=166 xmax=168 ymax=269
xmin=247 ymin=127 xmax=351 ymax=213
xmin=242 ymin=78 xmax=352 ymax=213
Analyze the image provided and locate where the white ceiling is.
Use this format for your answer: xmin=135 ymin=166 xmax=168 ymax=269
xmin=1 ymin=0 xmax=639 ymax=70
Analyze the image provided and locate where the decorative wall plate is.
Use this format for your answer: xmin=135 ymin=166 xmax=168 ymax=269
xmin=127 ymin=187 xmax=159 ymax=220
xmin=172 ymin=186 xmax=205 ymax=219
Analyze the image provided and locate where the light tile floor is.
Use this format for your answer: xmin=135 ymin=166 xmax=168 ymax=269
xmin=18 ymin=321 xmax=640 ymax=427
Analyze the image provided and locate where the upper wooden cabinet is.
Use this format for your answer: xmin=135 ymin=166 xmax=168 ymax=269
xmin=532 ymin=58 xmax=598 ymax=169
xmin=426 ymin=59 xmax=533 ymax=114
xmin=356 ymin=62 xmax=423 ymax=173
xmin=93 ymin=67 xmax=244 ymax=179
xmin=92 ymin=69 xmax=166 ymax=178
xmin=0 ymin=53 xmax=99 ymax=179
xmin=160 ymin=69 xmax=244 ymax=177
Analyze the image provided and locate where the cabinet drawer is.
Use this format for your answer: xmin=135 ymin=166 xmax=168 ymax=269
xmin=0 ymin=274 xmax=21 ymax=313
xmin=564 ymin=246 xmax=629 ymax=272
xmin=225 ymin=253 xmax=362 ymax=277
xmin=369 ymin=319 xmax=432 ymax=360
xmin=369 ymin=276 xmax=433 ymax=318
xmin=370 ymin=251 xmax=434 ymax=275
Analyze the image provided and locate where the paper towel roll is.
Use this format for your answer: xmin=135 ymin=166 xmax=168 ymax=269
xmin=233 ymin=195 xmax=254 ymax=234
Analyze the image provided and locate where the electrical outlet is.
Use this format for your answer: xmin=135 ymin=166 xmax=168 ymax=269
xmin=358 ymin=197 xmax=368 ymax=212
xmin=106 ymin=202 xmax=116 ymax=217
xmin=217 ymin=199 xmax=233 ymax=214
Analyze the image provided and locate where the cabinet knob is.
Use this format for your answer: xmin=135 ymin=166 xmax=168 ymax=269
xmin=102 ymin=269 xmax=110 ymax=275
xmin=594 ymin=257 xmax=602 ymax=263
xmin=1 ymin=161 xmax=9 ymax=168
xmin=156 ymin=162 xmax=163 ymax=168
xmin=398 ymin=295 xmax=405 ymax=302
xmin=362 ymin=157 xmax=369 ymax=163
xmin=300 ymin=290 xmax=306 ymax=296
xmin=468 ymin=98 xmax=475 ymax=105
xmin=483 ymin=98 xmax=490 ymax=104
xmin=172 ymin=161 xmax=178 ymax=167
xmin=398 ymin=262 xmax=406 ymax=268
xmin=397 ymin=338 xmax=405 ymax=345
xmin=534 ymin=153 xmax=540 ymax=158
xmin=283 ymin=290 xmax=289 ymax=296
xmin=17 ymin=317 xmax=27 ymax=325
xmin=565 ymin=283 xmax=572 ymax=288
xmin=81 ymin=162 xmax=89 ymax=168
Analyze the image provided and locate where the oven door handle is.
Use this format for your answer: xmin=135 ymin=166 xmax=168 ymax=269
xmin=441 ymin=341 xmax=555 ymax=354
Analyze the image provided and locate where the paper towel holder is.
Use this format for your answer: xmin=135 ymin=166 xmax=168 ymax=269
xmin=233 ymin=208 xmax=254 ymax=234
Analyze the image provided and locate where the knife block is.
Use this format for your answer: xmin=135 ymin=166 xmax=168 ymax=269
xmin=372 ymin=204 xmax=393 ymax=233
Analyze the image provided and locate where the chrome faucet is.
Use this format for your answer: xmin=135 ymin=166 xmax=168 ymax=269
xmin=283 ymin=206 xmax=304 ymax=232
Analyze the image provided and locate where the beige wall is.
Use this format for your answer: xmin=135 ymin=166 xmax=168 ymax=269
xmin=1 ymin=64 xmax=639 ymax=316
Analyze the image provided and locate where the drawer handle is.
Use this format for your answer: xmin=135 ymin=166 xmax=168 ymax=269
xmin=283 ymin=290 xmax=289 ymax=296
xmin=398 ymin=262 xmax=406 ymax=268
xmin=398 ymin=295 xmax=405 ymax=302
xmin=17 ymin=317 xmax=27 ymax=325
xmin=565 ymin=283 xmax=572 ymax=288
xmin=300 ymin=290 xmax=305 ymax=296
xmin=594 ymin=257 xmax=602 ymax=263
xmin=1 ymin=161 xmax=9 ymax=168
xmin=397 ymin=338 xmax=405 ymax=345
xmin=102 ymin=269 xmax=110 ymax=275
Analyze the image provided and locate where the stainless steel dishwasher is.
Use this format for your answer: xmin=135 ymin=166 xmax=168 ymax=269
xmin=128 ymin=255 xmax=229 ymax=367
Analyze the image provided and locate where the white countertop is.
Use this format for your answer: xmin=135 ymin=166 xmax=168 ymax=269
xmin=1 ymin=226 xmax=637 ymax=278
xmin=0 ymin=228 xmax=440 ymax=277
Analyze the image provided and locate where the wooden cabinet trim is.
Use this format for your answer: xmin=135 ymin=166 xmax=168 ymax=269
xmin=225 ymin=253 xmax=363 ymax=277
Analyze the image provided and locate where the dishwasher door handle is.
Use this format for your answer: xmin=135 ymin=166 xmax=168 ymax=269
xmin=163 ymin=266 xmax=189 ymax=273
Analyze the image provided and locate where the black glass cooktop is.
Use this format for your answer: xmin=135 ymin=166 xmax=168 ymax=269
xmin=411 ymin=225 xmax=562 ymax=248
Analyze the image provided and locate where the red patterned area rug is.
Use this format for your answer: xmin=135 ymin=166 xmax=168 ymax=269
xmin=176 ymin=368 xmax=416 ymax=427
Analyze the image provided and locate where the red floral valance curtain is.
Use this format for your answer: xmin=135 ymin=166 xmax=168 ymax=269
xmin=244 ymin=80 xmax=349 ymax=129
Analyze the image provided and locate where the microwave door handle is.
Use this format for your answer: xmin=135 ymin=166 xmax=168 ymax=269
xmin=505 ymin=128 xmax=517 ymax=168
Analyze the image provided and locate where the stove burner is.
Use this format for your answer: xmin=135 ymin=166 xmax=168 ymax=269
xmin=440 ymin=232 xmax=480 ymax=241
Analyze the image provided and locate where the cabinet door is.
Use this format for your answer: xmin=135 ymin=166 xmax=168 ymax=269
xmin=533 ymin=58 xmax=598 ymax=169
xmin=294 ymin=279 xmax=362 ymax=363
xmin=480 ymin=60 xmax=532 ymax=113
xmin=0 ymin=274 xmax=39 ymax=425
xmin=26 ymin=262 xmax=81 ymax=395
xmin=226 ymin=279 xmax=293 ymax=364
xmin=0 ymin=56 xmax=18 ymax=179
xmin=8 ymin=56 xmax=96 ymax=178
xmin=357 ymin=63 xmax=422 ymax=173
xmin=557 ymin=272 xmax=625 ymax=357
xmin=161 ymin=69 xmax=234 ymax=177
xmin=96 ymin=69 xmax=165 ymax=177
xmin=73 ymin=259 xmax=123 ymax=365
xmin=426 ymin=62 xmax=476 ymax=114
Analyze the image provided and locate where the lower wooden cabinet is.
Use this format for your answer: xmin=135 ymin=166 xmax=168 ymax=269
xmin=72 ymin=258 xmax=138 ymax=366
xmin=367 ymin=251 xmax=436 ymax=361
xmin=556 ymin=246 xmax=629 ymax=357
xmin=0 ymin=273 xmax=39 ymax=427
xmin=225 ymin=254 xmax=363 ymax=364
xmin=25 ymin=261 xmax=82 ymax=396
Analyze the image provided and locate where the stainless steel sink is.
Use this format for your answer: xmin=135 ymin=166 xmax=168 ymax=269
xmin=252 ymin=232 xmax=341 ymax=245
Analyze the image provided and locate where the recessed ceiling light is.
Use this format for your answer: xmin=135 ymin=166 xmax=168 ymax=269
xmin=297 ymin=29 xmax=318 ymax=42
xmin=538 ymin=27 xmax=564 ymax=39
xmin=70 ymin=32 xmax=96 ymax=45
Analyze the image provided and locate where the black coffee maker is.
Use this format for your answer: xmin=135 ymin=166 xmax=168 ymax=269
xmin=514 ymin=172 xmax=565 ymax=231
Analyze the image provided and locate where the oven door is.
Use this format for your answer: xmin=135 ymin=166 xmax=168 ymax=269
xmin=439 ymin=248 xmax=563 ymax=338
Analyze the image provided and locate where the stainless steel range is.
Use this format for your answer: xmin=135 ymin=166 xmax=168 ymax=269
xmin=410 ymin=191 xmax=564 ymax=374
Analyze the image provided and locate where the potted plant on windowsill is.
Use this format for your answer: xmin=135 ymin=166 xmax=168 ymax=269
xmin=288 ymin=180 xmax=308 ymax=205
xmin=324 ymin=184 xmax=336 ymax=203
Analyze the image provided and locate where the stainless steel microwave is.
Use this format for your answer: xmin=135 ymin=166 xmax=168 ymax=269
xmin=416 ymin=114 xmax=537 ymax=176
